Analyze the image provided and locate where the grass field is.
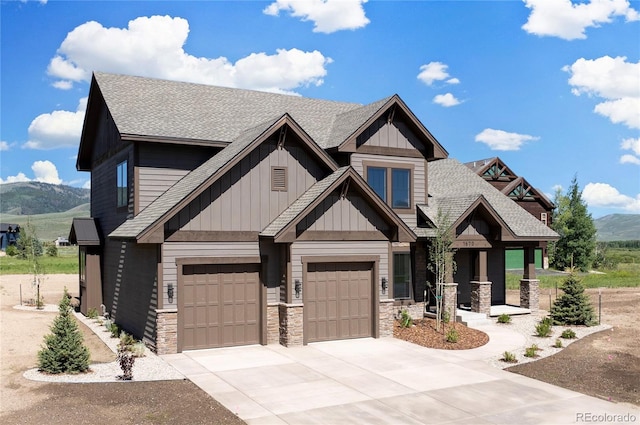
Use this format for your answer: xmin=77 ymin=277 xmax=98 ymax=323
xmin=0 ymin=246 xmax=78 ymax=275
xmin=0 ymin=204 xmax=89 ymax=242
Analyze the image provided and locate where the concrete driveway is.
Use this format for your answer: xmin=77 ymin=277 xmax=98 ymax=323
xmin=163 ymin=327 xmax=638 ymax=424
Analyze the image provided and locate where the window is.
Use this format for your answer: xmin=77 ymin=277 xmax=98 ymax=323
xmin=541 ymin=212 xmax=548 ymax=226
xmin=271 ymin=166 xmax=288 ymax=191
xmin=365 ymin=164 xmax=412 ymax=210
xmin=79 ymin=248 xmax=86 ymax=282
xmin=393 ymin=252 xmax=411 ymax=299
xmin=367 ymin=167 xmax=386 ymax=202
xmin=116 ymin=160 xmax=128 ymax=208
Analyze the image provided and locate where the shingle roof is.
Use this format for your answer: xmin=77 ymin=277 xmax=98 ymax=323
xmin=464 ymin=157 xmax=497 ymax=173
xmin=422 ymin=159 xmax=558 ymax=239
xmin=324 ymin=97 xmax=393 ymax=149
xmin=94 ymin=72 xmax=369 ymax=146
xmin=69 ymin=218 xmax=101 ymax=245
xmin=109 ymin=116 xmax=283 ymax=239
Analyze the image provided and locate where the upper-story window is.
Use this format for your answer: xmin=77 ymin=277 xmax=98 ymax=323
xmin=116 ymin=160 xmax=128 ymax=208
xmin=365 ymin=163 xmax=412 ymax=210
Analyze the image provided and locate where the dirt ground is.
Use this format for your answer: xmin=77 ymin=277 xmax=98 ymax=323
xmin=0 ymin=274 xmax=244 ymax=424
xmin=1 ymin=275 xmax=638 ymax=424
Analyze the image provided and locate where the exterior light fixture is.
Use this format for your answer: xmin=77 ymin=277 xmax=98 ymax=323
xmin=381 ymin=277 xmax=388 ymax=294
xmin=167 ymin=283 xmax=174 ymax=304
xmin=295 ymin=279 xmax=301 ymax=298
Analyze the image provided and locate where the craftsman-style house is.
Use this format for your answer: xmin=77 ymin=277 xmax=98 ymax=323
xmin=465 ymin=157 xmax=555 ymax=268
xmin=70 ymin=72 xmax=557 ymax=354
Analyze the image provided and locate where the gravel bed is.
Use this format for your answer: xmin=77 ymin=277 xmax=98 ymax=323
xmin=488 ymin=310 xmax=611 ymax=369
xmin=23 ymin=311 xmax=185 ymax=383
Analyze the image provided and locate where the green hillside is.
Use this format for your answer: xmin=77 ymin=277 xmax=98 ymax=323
xmin=595 ymin=214 xmax=640 ymax=242
xmin=0 ymin=181 xmax=90 ymax=215
xmin=0 ymin=204 xmax=90 ymax=242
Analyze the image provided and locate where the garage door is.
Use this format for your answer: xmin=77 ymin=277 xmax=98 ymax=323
xmin=305 ymin=262 xmax=372 ymax=343
xmin=180 ymin=263 xmax=260 ymax=351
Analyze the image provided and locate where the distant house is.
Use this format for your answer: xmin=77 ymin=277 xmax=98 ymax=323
xmin=465 ymin=157 xmax=555 ymax=268
xmin=0 ymin=224 xmax=20 ymax=251
xmin=72 ymin=72 xmax=557 ymax=354
xmin=55 ymin=237 xmax=70 ymax=247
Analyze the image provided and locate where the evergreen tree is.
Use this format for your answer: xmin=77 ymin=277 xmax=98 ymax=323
xmin=550 ymin=274 xmax=595 ymax=326
xmin=551 ymin=177 xmax=596 ymax=272
xmin=38 ymin=289 xmax=90 ymax=374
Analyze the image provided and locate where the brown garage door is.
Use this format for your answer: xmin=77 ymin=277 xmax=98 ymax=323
xmin=180 ymin=263 xmax=260 ymax=351
xmin=305 ymin=262 xmax=372 ymax=343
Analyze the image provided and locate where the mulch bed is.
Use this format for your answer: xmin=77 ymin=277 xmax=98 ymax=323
xmin=393 ymin=318 xmax=489 ymax=350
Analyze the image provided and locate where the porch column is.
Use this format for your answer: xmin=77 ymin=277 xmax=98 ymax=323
xmin=520 ymin=246 xmax=539 ymax=311
xmin=470 ymin=250 xmax=491 ymax=316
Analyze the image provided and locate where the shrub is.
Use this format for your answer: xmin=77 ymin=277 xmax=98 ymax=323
xmin=37 ymin=289 xmax=90 ymax=374
xmin=502 ymin=351 xmax=517 ymax=363
xmin=109 ymin=322 xmax=120 ymax=338
xmin=399 ymin=309 xmax=412 ymax=328
xmin=535 ymin=318 xmax=552 ymax=338
xmin=87 ymin=308 xmax=98 ymax=320
xmin=46 ymin=244 xmax=58 ymax=257
xmin=550 ymin=273 xmax=595 ymax=326
xmin=524 ymin=346 xmax=538 ymax=358
xmin=5 ymin=245 xmax=18 ymax=256
xmin=554 ymin=339 xmax=563 ymax=348
xmin=445 ymin=327 xmax=459 ymax=343
xmin=116 ymin=342 xmax=135 ymax=381
xmin=497 ymin=313 xmax=511 ymax=324
xmin=442 ymin=310 xmax=450 ymax=324
xmin=561 ymin=329 xmax=577 ymax=339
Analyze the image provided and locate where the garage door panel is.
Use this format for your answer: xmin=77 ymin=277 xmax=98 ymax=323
xmin=180 ymin=263 xmax=260 ymax=351
xmin=306 ymin=262 xmax=372 ymax=343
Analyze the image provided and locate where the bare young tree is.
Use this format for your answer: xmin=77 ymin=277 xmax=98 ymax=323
xmin=427 ymin=208 xmax=457 ymax=332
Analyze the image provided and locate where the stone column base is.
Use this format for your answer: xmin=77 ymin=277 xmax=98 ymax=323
xmin=470 ymin=281 xmax=492 ymax=317
xmin=156 ymin=309 xmax=178 ymax=355
xmin=379 ymin=299 xmax=395 ymax=337
xmin=279 ymin=303 xmax=304 ymax=347
xmin=266 ymin=303 xmax=279 ymax=344
xmin=441 ymin=283 xmax=458 ymax=323
xmin=520 ymin=279 xmax=540 ymax=311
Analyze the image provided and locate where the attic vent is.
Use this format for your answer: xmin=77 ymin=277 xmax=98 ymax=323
xmin=271 ymin=167 xmax=288 ymax=191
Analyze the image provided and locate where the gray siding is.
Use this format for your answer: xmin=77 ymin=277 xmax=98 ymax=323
xmin=297 ymin=191 xmax=389 ymax=233
xmin=161 ymin=241 xmax=260 ymax=308
xmin=290 ymin=241 xmax=390 ymax=303
xmin=166 ymin=139 xmax=326 ymax=232
xmin=102 ymin=239 xmax=158 ymax=347
xmin=351 ymin=152 xmax=426 ymax=227
xmin=138 ymin=167 xmax=189 ymax=211
xmin=356 ymin=118 xmax=427 ymax=151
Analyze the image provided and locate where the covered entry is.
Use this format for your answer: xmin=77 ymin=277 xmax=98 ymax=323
xmin=304 ymin=262 xmax=373 ymax=343
xmin=179 ymin=263 xmax=260 ymax=351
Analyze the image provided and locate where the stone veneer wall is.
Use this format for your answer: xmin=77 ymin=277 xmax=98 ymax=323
xmin=395 ymin=302 xmax=425 ymax=320
xmin=266 ymin=303 xmax=280 ymax=344
xmin=379 ymin=300 xmax=395 ymax=337
xmin=520 ymin=279 xmax=540 ymax=311
xmin=155 ymin=309 xmax=178 ymax=354
xmin=279 ymin=303 xmax=303 ymax=346
xmin=442 ymin=283 xmax=458 ymax=321
xmin=470 ymin=281 xmax=491 ymax=316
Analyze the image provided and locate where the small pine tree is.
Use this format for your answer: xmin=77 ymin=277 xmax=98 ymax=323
xmin=38 ymin=289 xmax=90 ymax=374
xmin=550 ymin=274 xmax=595 ymax=326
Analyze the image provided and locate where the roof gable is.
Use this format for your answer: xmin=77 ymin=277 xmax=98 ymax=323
xmin=69 ymin=218 xmax=101 ymax=246
xmin=503 ymin=177 xmax=555 ymax=208
xmin=466 ymin=157 xmax=518 ymax=181
xmin=261 ymin=166 xmax=416 ymax=243
xmin=109 ymin=114 xmax=338 ymax=242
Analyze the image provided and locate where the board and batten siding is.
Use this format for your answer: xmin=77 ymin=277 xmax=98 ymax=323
xmin=161 ymin=242 xmax=260 ymax=308
xmin=351 ymin=152 xmax=426 ymax=228
xmin=290 ymin=241 xmax=390 ymax=303
xmin=297 ymin=192 xmax=390 ymax=233
xmin=166 ymin=139 xmax=327 ymax=232
xmin=356 ymin=118 xmax=427 ymax=151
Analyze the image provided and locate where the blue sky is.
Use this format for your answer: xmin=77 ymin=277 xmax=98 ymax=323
xmin=1 ymin=0 xmax=639 ymax=219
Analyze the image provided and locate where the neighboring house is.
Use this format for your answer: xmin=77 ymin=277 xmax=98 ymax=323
xmin=0 ymin=224 xmax=20 ymax=251
xmin=54 ymin=237 xmax=70 ymax=247
xmin=466 ymin=157 xmax=555 ymax=269
xmin=71 ymin=72 xmax=557 ymax=354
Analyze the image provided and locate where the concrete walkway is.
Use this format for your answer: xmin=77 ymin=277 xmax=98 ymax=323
xmin=163 ymin=324 xmax=639 ymax=424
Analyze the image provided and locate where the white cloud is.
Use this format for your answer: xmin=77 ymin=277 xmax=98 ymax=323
xmin=583 ymin=182 xmax=640 ymax=212
xmin=620 ymin=154 xmax=640 ymax=165
xmin=24 ymin=97 xmax=87 ymax=150
xmin=32 ymin=160 xmax=62 ymax=184
xmin=621 ymin=138 xmax=640 ymax=155
xmin=417 ymin=62 xmax=459 ymax=86
xmin=263 ymin=0 xmax=369 ymax=33
xmin=522 ymin=0 xmax=639 ymax=40
xmin=474 ymin=128 xmax=539 ymax=151
xmin=47 ymin=15 xmax=332 ymax=94
xmin=564 ymin=56 xmax=640 ymax=129
xmin=433 ymin=93 xmax=461 ymax=107
xmin=82 ymin=180 xmax=91 ymax=189
xmin=0 ymin=172 xmax=30 ymax=184
xmin=0 ymin=141 xmax=10 ymax=151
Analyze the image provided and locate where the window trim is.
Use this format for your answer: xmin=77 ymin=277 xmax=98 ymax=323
xmin=391 ymin=250 xmax=412 ymax=300
xmin=116 ymin=160 xmax=128 ymax=209
xmin=363 ymin=161 xmax=414 ymax=213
